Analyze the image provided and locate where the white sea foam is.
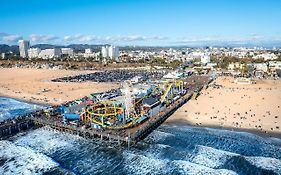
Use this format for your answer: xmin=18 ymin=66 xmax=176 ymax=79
xmin=268 ymin=137 xmax=281 ymax=145
xmin=191 ymin=145 xmax=239 ymax=168
xmin=172 ymin=160 xmax=238 ymax=175
xmin=123 ymin=151 xmax=238 ymax=175
xmin=246 ymin=156 xmax=281 ymax=174
xmin=147 ymin=130 xmax=175 ymax=142
xmin=1 ymin=96 xmax=281 ymax=174
xmin=155 ymin=143 xmax=171 ymax=149
xmin=190 ymin=145 xmax=281 ymax=174
xmin=0 ymin=140 xmax=57 ymax=175
xmin=14 ymin=127 xmax=79 ymax=154
xmin=123 ymin=152 xmax=168 ymax=175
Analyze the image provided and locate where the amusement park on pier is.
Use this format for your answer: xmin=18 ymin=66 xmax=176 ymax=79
xmin=0 ymin=70 xmax=212 ymax=146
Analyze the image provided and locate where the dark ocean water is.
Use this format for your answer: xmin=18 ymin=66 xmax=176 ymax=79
xmin=0 ymin=97 xmax=281 ymax=175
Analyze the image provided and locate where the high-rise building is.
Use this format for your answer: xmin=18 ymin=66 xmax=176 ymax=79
xmin=109 ymin=45 xmax=119 ymax=60
xmin=18 ymin=40 xmax=30 ymax=58
xmin=101 ymin=45 xmax=119 ymax=60
xmin=101 ymin=46 xmax=109 ymax=58
xmin=28 ymin=48 xmax=41 ymax=58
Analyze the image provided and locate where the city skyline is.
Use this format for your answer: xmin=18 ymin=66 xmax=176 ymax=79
xmin=1 ymin=0 xmax=281 ymax=46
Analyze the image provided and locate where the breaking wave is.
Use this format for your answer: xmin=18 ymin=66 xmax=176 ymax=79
xmin=0 ymin=97 xmax=281 ymax=174
xmin=0 ymin=140 xmax=58 ymax=175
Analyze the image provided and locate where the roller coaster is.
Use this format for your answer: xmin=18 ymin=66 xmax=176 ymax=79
xmin=80 ymin=80 xmax=184 ymax=129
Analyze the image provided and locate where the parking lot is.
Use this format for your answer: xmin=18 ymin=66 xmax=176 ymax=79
xmin=52 ymin=70 xmax=167 ymax=83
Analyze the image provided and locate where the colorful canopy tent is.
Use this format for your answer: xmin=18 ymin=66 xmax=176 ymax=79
xmin=63 ymin=113 xmax=80 ymax=120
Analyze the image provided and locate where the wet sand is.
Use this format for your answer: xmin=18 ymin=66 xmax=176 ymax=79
xmin=0 ymin=68 xmax=119 ymax=105
xmin=167 ymin=76 xmax=281 ymax=137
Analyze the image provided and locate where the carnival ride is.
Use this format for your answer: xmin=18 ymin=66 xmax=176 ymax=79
xmin=80 ymin=80 xmax=184 ymax=129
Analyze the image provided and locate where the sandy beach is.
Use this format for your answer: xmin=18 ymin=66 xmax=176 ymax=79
xmin=1 ymin=68 xmax=280 ymax=136
xmin=0 ymin=68 xmax=118 ymax=105
xmin=167 ymin=76 xmax=281 ymax=136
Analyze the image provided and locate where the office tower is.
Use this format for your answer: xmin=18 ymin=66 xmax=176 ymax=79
xmin=18 ymin=40 xmax=30 ymax=58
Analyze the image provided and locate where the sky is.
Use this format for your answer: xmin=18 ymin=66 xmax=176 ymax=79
xmin=0 ymin=0 xmax=281 ymax=46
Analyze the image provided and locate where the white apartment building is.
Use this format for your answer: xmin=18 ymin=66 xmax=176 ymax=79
xmin=268 ymin=61 xmax=281 ymax=71
xmin=85 ymin=48 xmax=92 ymax=54
xmin=84 ymin=48 xmax=94 ymax=58
xmin=28 ymin=48 xmax=41 ymax=58
xmin=18 ymin=40 xmax=30 ymax=58
xmin=102 ymin=45 xmax=119 ymax=60
xmin=38 ymin=48 xmax=62 ymax=59
xmin=108 ymin=45 xmax=119 ymax=60
xmin=201 ymin=54 xmax=210 ymax=64
xmin=253 ymin=53 xmax=278 ymax=61
xmin=253 ymin=63 xmax=268 ymax=72
xmin=189 ymin=52 xmax=204 ymax=59
xmin=61 ymin=48 xmax=74 ymax=56
xmin=101 ymin=46 xmax=109 ymax=58
xmin=1 ymin=53 xmax=5 ymax=59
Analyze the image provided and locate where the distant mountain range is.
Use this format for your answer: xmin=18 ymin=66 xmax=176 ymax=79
xmin=0 ymin=44 xmax=19 ymax=54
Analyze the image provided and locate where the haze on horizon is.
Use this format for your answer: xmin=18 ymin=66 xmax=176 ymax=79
xmin=0 ymin=0 xmax=281 ymax=47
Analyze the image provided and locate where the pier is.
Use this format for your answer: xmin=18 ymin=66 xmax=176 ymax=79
xmin=0 ymin=75 xmax=212 ymax=147
xmin=0 ymin=93 xmax=193 ymax=146
xmin=0 ymin=117 xmax=36 ymax=139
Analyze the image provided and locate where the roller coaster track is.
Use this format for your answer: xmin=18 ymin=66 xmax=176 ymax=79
xmin=81 ymin=80 xmax=183 ymax=129
xmin=160 ymin=83 xmax=173 ymax=103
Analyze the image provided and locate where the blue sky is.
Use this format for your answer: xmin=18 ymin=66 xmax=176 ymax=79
xmin=0 ymin=0 xmax=281 ymax=46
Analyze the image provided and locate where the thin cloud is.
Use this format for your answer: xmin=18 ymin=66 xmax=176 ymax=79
xmin=2 ymin=35 xmax=23 ymax=42
xmin=104 ymin=35 xmax=146 ymax=42
xmin=2 ymin=31 xmax=279 ymax=46
xmin=63 ymin=34 xmax=168 ymax=43
xmin=29 ymin=34 xmax=59 ymax=42
xmin=150 ymin=36 xmax=169 ymax=40
xmin=174 ymin=35 xmax=281 ymax=45
xmin=104 ymin=35 xmax=169 ymax=42
xmin=120 ymin=35 xmax=147 ymax=41
xmin=64 ymin=34 xmax=98 ymax=42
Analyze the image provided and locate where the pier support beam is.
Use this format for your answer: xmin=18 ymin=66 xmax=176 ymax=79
xmin=127 ymin=132 xmax=131 ymax=148
xmin=118 ymin=136 xmax=120 ymax=146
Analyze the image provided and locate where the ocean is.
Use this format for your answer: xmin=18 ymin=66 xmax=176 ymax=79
xmin=0 ymin=97 xmax=281 ymax=175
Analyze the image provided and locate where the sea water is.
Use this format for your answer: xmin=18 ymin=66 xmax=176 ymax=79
xmin=0 ymin=97 xmax=281 ymax=175
xmin=0 ymin=97 xmax=43 ymax=122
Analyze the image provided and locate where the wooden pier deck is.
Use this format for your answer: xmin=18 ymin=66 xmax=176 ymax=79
xmin=0 ymin=92 xmax=193 ymax=147
xmin=0 ymin=76 xmax=212 ymax=146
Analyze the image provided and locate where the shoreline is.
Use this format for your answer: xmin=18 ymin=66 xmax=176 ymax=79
xmin=0 ymin=94 xmax=50 ymax=107
xmin=0 ymin=68 xmax=119 ymax=105
xmin=1 ymin=94 xmax=280 ymax=140
xmin=0 ymin=68 xmax=280 ymax=140
xmin=165 ymin=118 xmax=281 ymax=139
xmin=166 ymin=76 xmax=281 ymax=139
